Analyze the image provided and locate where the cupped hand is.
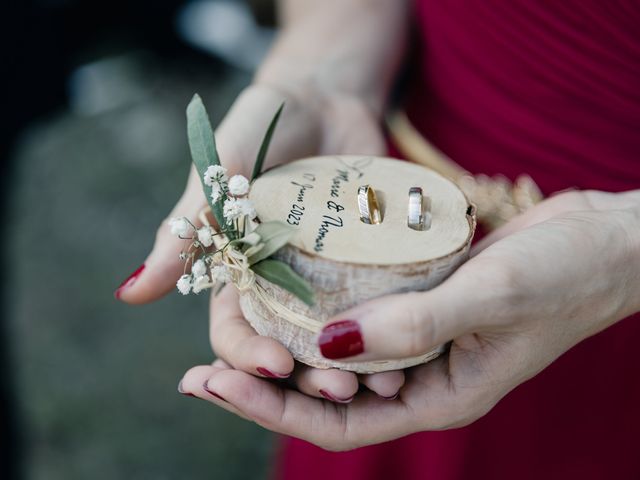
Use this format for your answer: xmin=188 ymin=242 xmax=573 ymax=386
xmin=115 ymin=83 xmax=403 ymax=406
xmin=115 ymin=83 xmax=384 ymax=304
xmin=178 ymin=189 xmax=640 ymax=451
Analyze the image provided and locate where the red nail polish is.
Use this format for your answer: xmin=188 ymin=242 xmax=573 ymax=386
xmin=177 ymin=380 xmax=196 ymax=398
xmin=257 ymin=367 xmax=289 ymax=379
xmin=318 ymin=320 xmax=364 ymax=359
xmin=114 ymin=264 xmax=145 ymax=299
xmin=203 ymin=382 xmax=226 ymax=402
xmin=319 ymin=389 xmax=354 ymax=404
xmin=381 ymin=393 xmax=399 ymax=401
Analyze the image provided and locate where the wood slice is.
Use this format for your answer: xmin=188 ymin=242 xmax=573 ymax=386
xmin=240 ymin=155 xmax=476 ymax=373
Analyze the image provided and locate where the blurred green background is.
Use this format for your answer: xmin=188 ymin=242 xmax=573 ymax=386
xmin=4 ymin=1 xmax=280 ymax=478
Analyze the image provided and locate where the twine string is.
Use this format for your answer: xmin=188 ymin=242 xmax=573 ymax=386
xmin=197 ymin=206 xmax=323 ymax=333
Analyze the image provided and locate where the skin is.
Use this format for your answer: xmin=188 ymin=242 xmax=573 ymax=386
xmin=118 ymin=0 xmax=640 ymax=451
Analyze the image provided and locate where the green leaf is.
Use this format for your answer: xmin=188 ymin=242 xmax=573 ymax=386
xmin=251 ymin=103 xmax=284 ymax=182
xmin=251 ymin=259 xmax=315 ymax=306
xmin=247 ymin=221 xmax=296 ymax=265
xmin=186 ymin=94 xmax=230 ymax=237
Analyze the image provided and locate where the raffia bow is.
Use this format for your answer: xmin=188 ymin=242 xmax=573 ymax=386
xmin=197 ymin=207 xmax=324 ymax=332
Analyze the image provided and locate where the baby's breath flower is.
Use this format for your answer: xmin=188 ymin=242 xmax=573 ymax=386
xmin=203 ymin=165 xmax=228 ymax=186
xmin=228 ymin=174 xmax=250 ymax=196
xmin=176 ymin=274 xmax=192 ymax=295
xmin=211 ymin=265 xmax=232 ymax=283
xmin=197 ymin=226 xmax=215 ymax=248
xmin=238 ymin=198 xmax=257 ymax=219
xmin=192 ymin=259 xmax=207 ymax=277
xmin=169 ymin=217 xmax=190 ymax=237
xmin=192 ymin=275 xmax=211 ymax=294
xmin=210 ymin=182 xmax=224 ymax=203
xmin=223 ymin=198 xmax=244 ymax=224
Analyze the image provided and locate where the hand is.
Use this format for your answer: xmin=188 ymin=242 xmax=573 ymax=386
xmin=115 ymin=82 xmax=385 ymax=304
xmin=116 ymin=82 xmax=406 ymax=408
xmin=178 ymin=189 xmax=640 ymax=451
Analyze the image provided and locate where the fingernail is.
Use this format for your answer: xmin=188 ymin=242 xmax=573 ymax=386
xmin=256 ymin=367 xmax=290 ymax=379
xmin=318 ymin=320 xmax=364 ymax=359
xmin=319 ymin=389 xmax=354 ymax=404
xmin=380 ymin=393 xmax=399 ymax=401
xmin=177 ymin=380 xmax=196 ymax=398
xmin=203 ymin=381 xmax=226 ymax=402
xmin=114 ymin=264 xmax=145 ymax=299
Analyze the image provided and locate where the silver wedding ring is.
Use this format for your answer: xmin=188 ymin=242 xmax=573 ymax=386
xmin=408 ymin=187 xmax=431 ymax=230
xmin=358 ymin=185 xmax=382 ymax=224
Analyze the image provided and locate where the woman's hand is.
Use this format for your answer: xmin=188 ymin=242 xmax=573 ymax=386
xmin=117 ymin=0 xmax=412 ymax=422
xmin=115 ymin=83 xmax=385 ymax=305
xmin=178 ymin=189 xmax=640 ymax=451
xmin=116 ymin=80 xmax=401 ymax=399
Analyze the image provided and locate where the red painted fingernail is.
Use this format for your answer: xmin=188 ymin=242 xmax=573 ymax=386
xmin=318 ymin=320 xmax=364 ymax=359
xmin=257 ymin=367 xmax=290 ymax=379
xmin=380 ymin=393 xmax=399 ymax=401
xmin=177 ymin=380 xmax=196 ymax=398
xmin=114 ymin=264 xmax=145 ymax=299
xmin=203 ymin=382 xmax=226 ymax=402
xmin=319 ymin=389 xmax=354 ymax=404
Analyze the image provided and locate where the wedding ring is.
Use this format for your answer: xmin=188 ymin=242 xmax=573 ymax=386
xmin=357 ymin=185 xmax=382 ymax=224
xmin=408 ymin=187 xmax=430 ymax=230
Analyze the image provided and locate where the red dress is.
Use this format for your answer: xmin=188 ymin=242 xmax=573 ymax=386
xmin=276 ymin=2 xmax=640 ymax=478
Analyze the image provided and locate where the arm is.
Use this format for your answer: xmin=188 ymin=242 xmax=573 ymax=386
xmin=258 ymin=0 xmax=409 ymax=116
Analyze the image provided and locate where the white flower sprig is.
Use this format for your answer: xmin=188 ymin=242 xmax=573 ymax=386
xmin=170 ymin=172 xmax=261 ymax=296
xmin=180 ymin=94 xmax=314 ymax=305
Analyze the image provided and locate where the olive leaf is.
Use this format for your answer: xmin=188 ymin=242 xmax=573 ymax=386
xmin=251 ymin=259 xmax=315 ymax=306
xmin=251 ymin=103 xmax=284 ymax=182
xmin=186 ymin=94 xmax=230 ymax=237
xmin=247 ymin=221 xmax=296 ymax=265
xmin=185 ymin=95 xmax=315 ymax=306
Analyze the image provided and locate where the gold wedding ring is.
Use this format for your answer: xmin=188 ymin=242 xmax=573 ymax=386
xmin=408 ymin=187 xmax=431 ymax=230
xmin=357 ymin=185 xmax=382 ymax=224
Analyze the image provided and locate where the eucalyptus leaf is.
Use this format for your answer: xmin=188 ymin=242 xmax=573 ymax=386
xmin=186 ymin=94 xmax=229 ymax=235
xmin=251 ymin=103 xmax=284 ymax=182
xmin=251 ymin=259 xmax=315 ymax=306
xmin=247 ymin=221 xmax=296 ymax=265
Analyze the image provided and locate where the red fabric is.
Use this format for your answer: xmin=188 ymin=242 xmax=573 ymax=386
xmin=276 ymin=2 xmax=640 ymax=479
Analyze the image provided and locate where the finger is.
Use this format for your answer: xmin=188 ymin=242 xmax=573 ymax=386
xmin=471 ymin=189 xmax=640 ymax=256
xmin=203 ymin=368 xmax=414 ymax=450
xmin=115 ymin=167 xmax=209 ymax=304
xmin=178 ymin=362 xmax=252 ymax=421
xmin=210 ymin=285 xmax=294 ymax=378
xmin=358 ymin=370 xmax=405 ymax=399
xmin=291 ymin=365 xmax=359 ymax=403
xmin=470 ymin=192 xmax=576 ymax=256
xmin=316 ymin=272 xmax=483 ymax=361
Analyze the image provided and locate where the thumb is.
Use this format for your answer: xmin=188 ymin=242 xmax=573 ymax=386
xmin=317 ymin=272 xmax=481 ymax=361
xmin=115 ymin=168 xmax=211 ymax=304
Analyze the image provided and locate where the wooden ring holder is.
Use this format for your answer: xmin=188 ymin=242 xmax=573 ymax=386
xmin=240 ymin=155 xmax=476 ymax=373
